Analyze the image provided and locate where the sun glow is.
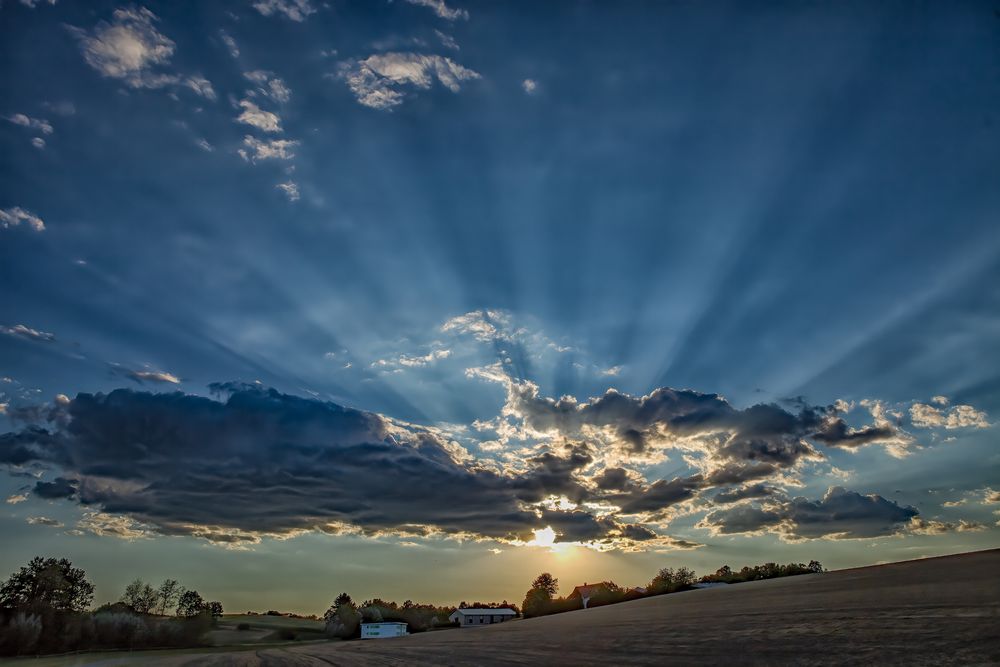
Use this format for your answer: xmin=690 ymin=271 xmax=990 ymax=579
xmin=523 ymin=526 xmax=576 ymax=555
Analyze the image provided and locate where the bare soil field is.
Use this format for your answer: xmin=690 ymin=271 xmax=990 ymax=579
xmin=14 ymin=549 xmax=1000 ymax=666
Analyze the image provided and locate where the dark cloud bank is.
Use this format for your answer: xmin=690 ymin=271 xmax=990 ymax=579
xmin=0 ymin=383 xmax=928 ymax=548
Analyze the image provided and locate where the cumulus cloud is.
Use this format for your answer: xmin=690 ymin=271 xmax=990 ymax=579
xmin=338 ymin=53 xmax=480 ymax=110
xmin=76 ymin=511 xmax=151 ymax=540
xmin=236 ymin=99 xmax=282 ymax=132
xmin=252 ymin=0 xmax=316 ymax=21
xmin=0 ymin=208 xmax=45 ymax=232
xmin=700 ymin=487 xmax=919 ymax=540
xmin=244 ymin=70 xmax=291 ymax=103
xmin=5 ymin=114 xmax=53 ymax=134
xmin=31 ymin=137 xmax=46 ymax=149
xmin=5 ymin=493 xmax=29 ymax=505
xmin=403 ymin=0 xmax=469 ymax=20
xmin=0 ymin=384 xmax=687 ymax=550
xmin=19 ymin=0 xmax=58 ymax=7
xmin=276 ymin=181 xmax=300 ymax=201
xmin=910 ymin=402 xmax=990 ymax=429
xmin=522 ymin=78 xmax=538 ymax=94
xmin=69 ymin=7 xmax=214 ymax=98
xmin=1 ymin=324 xmax=55 ymax=342
xmin=238 ymin=136 xmax=298 ymax=162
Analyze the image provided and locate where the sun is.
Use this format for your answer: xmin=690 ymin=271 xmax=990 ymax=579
xmin=528 ymin=526 xmax=556 ymax=548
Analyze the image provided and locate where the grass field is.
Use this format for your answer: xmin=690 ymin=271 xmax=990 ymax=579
xmin=206 ymin=614 xmax=327 ymax=645
xmin=4 ymin=549 xmax=998 ymax=666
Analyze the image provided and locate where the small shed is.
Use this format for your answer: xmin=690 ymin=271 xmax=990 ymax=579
xmin=360 ymin=622 xmax=409 ymax=639
xmin=449 ymin=608 xmax=517 ymax=627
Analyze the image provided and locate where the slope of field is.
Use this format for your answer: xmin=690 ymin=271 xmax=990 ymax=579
xmin=10 ymin=549 xmax=1000 ymax=666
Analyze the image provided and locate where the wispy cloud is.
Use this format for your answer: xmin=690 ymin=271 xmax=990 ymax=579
xmin=219 ymin=29 xmax=239 ymax=58
xmin=238 ymin=136 xmax=298 ymax=162
xmin=403 ymin=0 xmax=468 ymax=21
xmin=1 ymin=324 xmax=55 ymax=342
xmin=244 ymin=70 xmax=292 ymax=103
xmin=236 ymin=99 xmax=282 ymax=132
xmin=252 ymin=0 xmax=316 ymax=22
xmin=276 ymin=181 xmax=300 ymax=201
xmin=0 ymin=208 xmax=45 ymax=232
xmin=373 ymin=349 xmax=451 ymax=370
xmin=4 ymin=114 xmax=53 ymax=134
xmin=338 ymin=53 xmax=480 ymax=110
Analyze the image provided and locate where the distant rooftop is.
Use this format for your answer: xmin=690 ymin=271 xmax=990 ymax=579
xmin=453 ymin=608 xmax=516 ymax=615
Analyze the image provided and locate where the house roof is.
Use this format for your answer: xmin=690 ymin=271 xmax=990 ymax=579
xmin=452 ymin=608 xmax=516 ymax=615
xmin=361 ymin=621 xmax=408 ymax=626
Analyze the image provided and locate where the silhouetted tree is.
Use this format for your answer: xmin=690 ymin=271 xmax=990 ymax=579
xmin=808 ymin=560 xmax=825 ymax=573
xmin=176 ymin=590 xmax=206 ymax=618
xmin=121 ymin=578 xmax=158 ymax=614
xmin=155 ymin=579 xmax=183 ymax=616
xmin=531 ymin=572 xmax=559 ymax=596
xmin=207 ymin=601 xmax=223 ymax=618
xmin=0 ymin=557 xmax=94 ymax=612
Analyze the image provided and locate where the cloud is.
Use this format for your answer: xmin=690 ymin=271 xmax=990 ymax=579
xmin=69 ymin=7 xmax=214 ymax=98
xmin=910 ymin=402 xmax=990 ymax=429
xmin=252 ymin=0 xmax=316 ymax=21
xmin=403 ymin=0 xmax=468 ymax=21
xmin=700 ymin=487 xmax=920 ymax=540
xmin=338 ymin=53 xmax=480 ymax=110
xmin=1 ymin=324 xmax=55 ymax=342
xmin=276 ymin=181 xmax=300 ymax=201
xmin=0 ymin=208 xmax=45 ymax=232
xmin=219 ymin=30 xmax=239 ymax=58
xmin=601 ymin=365 xmax=622 ymax=377
xmin=442 ymin=309 xmax=516 ymax=343
xmin=27 ymin=516 xmax=63 ymax=527
xmin=983 ymin=488 xmax=1000 ymax=504
xmin=19 ymin=0 xmax=57 ymax=8
xmin=4 ymin=114 xmax=53 ymax=134
xmin=70 ymin=7 xmax=175 ymax=87
xmin=0 ymin=385 xmax=690 ymax=551
xmin=196 ymin=138 xmax=215 ymax=152
xmin=5 ymin=493 xmax=29 ymax=505
xmin=128 ymin=370 xmax=181 ymax=385
xmin=31 ymin=137 xmax=46 ymax=149
xmin=435 ymin=30 xmax=459 ymax=51
xmin=522 ymin=78 xmax=538 ymax=94
xmin=238 ymin=136 xmax=298 ymax=162
xmin=184 ymin=75 xmax=216 ymax=100
xmin=76 ymin=511 xmax=150 ymax=540
xmin=244 ymin=70 xmax=291 ymax=103
xmin=373 ymin=349 xmax=451 ymax=370
xmin=236 ymin=99 xmax=282 ymax=132
xmin=908 ymin=517 xmax=987 ymax=535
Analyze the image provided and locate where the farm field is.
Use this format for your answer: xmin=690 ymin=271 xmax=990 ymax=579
xmin=4 ymin=549 xmax=998 ymax=666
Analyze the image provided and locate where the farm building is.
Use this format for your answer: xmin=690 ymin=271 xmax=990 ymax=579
xmin=449 ymin=608 xmax=517 ymax=627
xmin=692 ymin=582 xmax=730 ymax=589
xmin=570 ymin=582 xmax=618 ymax=609
xmin=360 ymin=622 xmax=409 ymax=639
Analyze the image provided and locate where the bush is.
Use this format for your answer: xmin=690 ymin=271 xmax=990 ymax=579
xmin=3 ymin=613 xmax=42 ymax=655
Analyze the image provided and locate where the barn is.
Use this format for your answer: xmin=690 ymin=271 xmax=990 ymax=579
xmin=449 ymin=608 xmax=517 ymax=627
xmin=360 ymin=622 xmax=409 ymax=639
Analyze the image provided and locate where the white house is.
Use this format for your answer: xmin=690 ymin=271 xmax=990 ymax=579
xmin=448 ymin=608 xmax=517 ymax=627
xmin=360 ymin=622 xmax=409 ymax=639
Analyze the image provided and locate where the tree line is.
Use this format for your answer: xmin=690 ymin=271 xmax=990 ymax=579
xmin=322 ymin=593 xmax=518 ymax=639
xmin=0 ymin=557 xmax=223 ymax=656
xmin=521 ymin=560 xmax=825 ymax=618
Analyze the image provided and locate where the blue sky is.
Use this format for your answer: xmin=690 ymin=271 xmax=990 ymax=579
xmin=1 ymin=0 xmax=998 ymax=613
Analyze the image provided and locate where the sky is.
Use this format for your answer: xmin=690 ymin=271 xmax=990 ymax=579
xmin=1 ymin=0 xmax=999 ymax=615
